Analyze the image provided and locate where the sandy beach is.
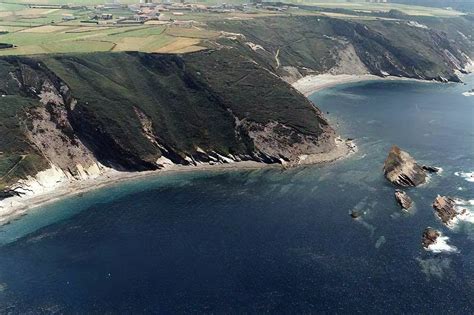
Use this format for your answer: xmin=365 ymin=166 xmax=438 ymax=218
xmin=1 ymin=71 xmax=445 ymax=227
xmin=292 ymin=73 xmax=436 ymax=97
xmin=0 ymin=72 xmax=407 ymax=226
xmin=0 ymin=136 xmax=356 ymax=226
xmin=0 ymin=161 xmax=268 ymax=226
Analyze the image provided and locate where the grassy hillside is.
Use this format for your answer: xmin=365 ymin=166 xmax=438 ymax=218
xmin=0 ymin=48 xmax=332 ymax=188
xmin=0 ymin=7 xmax=472 ymax=193
xmin=209 ymin=15 xmax=474 ymax=81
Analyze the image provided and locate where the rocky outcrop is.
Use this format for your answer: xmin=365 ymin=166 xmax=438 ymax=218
xmin=394 ymin=189 xmax=413 ymax=210
xmin=422 ymin=227 xmax=440 ymax=249
xmin=0 ymin=50 xmax=337 ymax=198
xmin=383 ymin=146 xmax=426 ymax=187
xmin=432 ymin=195 xmax=465 ymax=226
xmin=422 ymin=165 xmax=440 ymax=173
xmin=243 ymin=120 xmax=336 ymax=163
xmin=350 ymin=210 xmax=361 ymax=219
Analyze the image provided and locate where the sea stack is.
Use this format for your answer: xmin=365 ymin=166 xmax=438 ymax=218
xmin=422 ymin=227 xmax=440 ymax=249
xmin=432 ymin=195 xmax=463 ymax=226
xmin=383 ymin=145 xmax=426 ymax=187
xmin=394 ymin=189 xmax=413 ymax=210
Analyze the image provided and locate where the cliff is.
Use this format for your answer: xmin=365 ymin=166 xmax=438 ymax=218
xmin=209 ymin=15 xmax=474 ymax=83
xmin=0 ymin=14 xmax=472 ymax=203
xmin=0 ymin=49 xmax=335 ymax=195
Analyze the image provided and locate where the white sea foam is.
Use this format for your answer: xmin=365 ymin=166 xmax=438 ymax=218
xmin=452 ymin=199 xmax=474 ymax=224
xmin=462 ymin=91 xmax=474 ymax=97
xmin=454 ymin=198 xmax=474 ymax=206
xmin=454 ymin=171 xmax=474 ymax=182
xmin=425 ymin=235 xmax=458 ymax=254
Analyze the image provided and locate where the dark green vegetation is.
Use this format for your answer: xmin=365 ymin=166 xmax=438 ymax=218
xmin=0 ymin=14 xmax=472 ymax=192
xmin=210 ymin=15 xmax=474 ymax=82
xmin=0 ymin=48 xmax=330 ymax=188
xmin=0 ymin=70 xmax=49 ymax=191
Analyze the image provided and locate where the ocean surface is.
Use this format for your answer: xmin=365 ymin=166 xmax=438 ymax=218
xmin=0 ymin=76 xmax=473 ymax=313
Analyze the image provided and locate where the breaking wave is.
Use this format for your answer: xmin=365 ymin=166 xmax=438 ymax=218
xmin=454 ymin=171 xmax=474 ymax=182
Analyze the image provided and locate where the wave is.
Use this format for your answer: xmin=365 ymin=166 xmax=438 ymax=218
xmin=425 ymin=235 xmax=458 ymax=254
xmin=454 ymin=171 xmax=474 ymax=182
xmin=453 ymin=198 xmax=474 ymax=224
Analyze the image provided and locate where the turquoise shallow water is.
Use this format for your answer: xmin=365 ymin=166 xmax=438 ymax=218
xmin=0 ymin=76 xmax=473 ymax=313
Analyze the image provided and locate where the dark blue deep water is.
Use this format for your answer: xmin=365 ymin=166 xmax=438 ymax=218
xmin=0 ymin=77 xmax=473 ymax=313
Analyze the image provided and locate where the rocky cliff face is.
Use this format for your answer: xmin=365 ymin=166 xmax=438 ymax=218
xmin=0 ymin=49 xmax=335 ymax=195
xmin=383 ymin=146 xmax=427 ymax=187
xmin=1 ymin=14 xmax=472 ymax=199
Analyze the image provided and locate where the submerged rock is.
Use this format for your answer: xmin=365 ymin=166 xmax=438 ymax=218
xmin=422 ymin=165 xmax=440 ymax=173
xmin=422 ymin=227 xmax=440 ymax=249
xmin=383 ymin=145 xmax=426 ymax=187
xmin=432 ymin=195 xmax=464 ymax=226
xmin=350 ymin=210 xmax=361 ymax=219
xmin=394 ymin=189 xmax=413 ymax=210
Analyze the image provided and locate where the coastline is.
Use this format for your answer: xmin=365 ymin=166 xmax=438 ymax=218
xmin=292 ymin=73 xmax=438 ymax=97
xmin=0 ymin=137 xmax=356 ymax=226
xmin=0 ymin=161 xmax=270 ymax=226
xmin=3 ymin=70 xmax=464 ymax=227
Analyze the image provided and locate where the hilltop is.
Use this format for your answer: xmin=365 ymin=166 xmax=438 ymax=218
xmin=0 ymin=1 xmax=473 ymax=215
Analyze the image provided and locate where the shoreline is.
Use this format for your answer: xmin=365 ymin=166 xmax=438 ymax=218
xmin=0 ymin=139 xmax=356 ymax=226
xmin=292 ymin=73 xmax=439 ymax=97
xmin=2 ymin=70 xmax=463 ymax=227
xmin=0 ymin=161 xmax=271 ymax=226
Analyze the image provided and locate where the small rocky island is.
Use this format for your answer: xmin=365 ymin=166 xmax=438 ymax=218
xmin=422 ymin=227 xmax=440 ymax=249
xmin=394 ymin=190 xmax=413 ymax=210
xmin=432 ymin=195 xmax=464 ymax=226
xmin=383 ymin=146 xmax=427 ymax=187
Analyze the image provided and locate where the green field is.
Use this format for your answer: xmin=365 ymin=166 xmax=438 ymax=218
xmin=0 ymin=0 xmax=466 ymax=56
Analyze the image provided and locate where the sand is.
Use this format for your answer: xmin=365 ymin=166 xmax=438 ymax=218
xmin=292 ymin=73 xmax=435 ymax=97
xmin=0 ymin=137 xmax=357 ymax=226
xmin=0 ymin=74 xmax=381 ymax=226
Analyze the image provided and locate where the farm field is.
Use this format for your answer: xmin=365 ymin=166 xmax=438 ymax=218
xmin=0 ymin=0 xmax=465 ymax=55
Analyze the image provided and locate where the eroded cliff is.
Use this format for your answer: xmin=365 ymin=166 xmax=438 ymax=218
xmin=0 ymin=49 xmax=336 ymax=196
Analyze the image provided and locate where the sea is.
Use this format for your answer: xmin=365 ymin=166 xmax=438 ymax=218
xmin=0 ymin=76 xmax=473 ymax=313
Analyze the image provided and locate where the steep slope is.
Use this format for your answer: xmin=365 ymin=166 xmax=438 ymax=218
xmin=0 ymin=49 xmax=335 ymax=195
xmin=209 ymin=15 xmax=474 ymax=82
xmin=1 ymin=14 xmax=472 ymax=201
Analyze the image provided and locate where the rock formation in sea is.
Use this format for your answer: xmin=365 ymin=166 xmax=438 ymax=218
xmin=350 ymin=210 xmax=361 ymax=219
xmin=394 ymin=189 xmax=413 ymax=210
xmin=383 ymin=146 xmax=427 ymax=187
xmin=422 ymin=227 xmax=440 ymax=249
xmin=432 ymin=195 xmax=465 ymax=226
xmin=422 ymin=165 xmax=440 ymax=173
